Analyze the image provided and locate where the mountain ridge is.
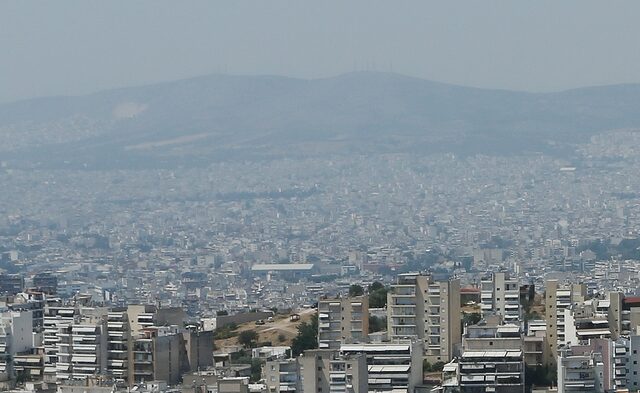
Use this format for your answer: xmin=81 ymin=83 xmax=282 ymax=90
xmin=2 ymin=72 xmax=640 ymax=168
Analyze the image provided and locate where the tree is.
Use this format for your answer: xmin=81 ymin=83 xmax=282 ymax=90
xmin=238 ymin=330 xmax=259 ymax=348
xmin=525 ymin=365 xmax=556 ymax=388
xmin=462 ymin=312 xmax=481 ymax=326
xmin=423 ymin=360 xmax=446 ymax=372
xmin=349 ymin=284 xmax=364 ymax=297
xmin=291 ymin=313 xmax=318 ymax=356
xmin=230 ymin=351 xmax=263 ymax=383
xmin=213 ymin=323 xmax=238 ymax=340
xmin=368 ymin=282 xmax=388 ymax=308
xmin=368 ymin=315 xmax=386 ymax=333
xmin=250 ymin=358 xmax=263 ymax=382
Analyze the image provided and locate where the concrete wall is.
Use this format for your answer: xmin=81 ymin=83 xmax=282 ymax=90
xmin=183 ymin=330 xmax=214 ymax=372
xmin=154 ymin=333 xmax=185 ymax=385
xmin=8 ymin=310 xmax=33 ymax=353
xmin=216 ymin=311 xmax=273 ymax=329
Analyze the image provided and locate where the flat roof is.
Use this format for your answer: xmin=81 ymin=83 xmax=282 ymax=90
xmin=369 ymin=365 xmax=411 ymax=373
xmin=462 ymin=350 xmax=522 ymax=358
xmin=251 ymin=263 xmax=314 ymax=271
xmin=577 ymin=329 xmax=611 ymax=336
xmin=341 ymin=344 xmax=410 ymax=352
xmin=443 ymin=364 xmax=458 ymax=372
xmin=497 ymin=326 xmax=521 ymax=333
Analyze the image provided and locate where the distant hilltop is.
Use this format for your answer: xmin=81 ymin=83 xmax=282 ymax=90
xmin=2 ymin=71 xmax=640 ymax=169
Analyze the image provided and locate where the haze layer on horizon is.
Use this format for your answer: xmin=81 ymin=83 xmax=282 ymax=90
xmin=2 ymin=0 xmax=640 ymax=103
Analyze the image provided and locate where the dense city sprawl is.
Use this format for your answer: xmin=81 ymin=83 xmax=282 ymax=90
xmin=0 ymin=130 xmax=639 ymax=392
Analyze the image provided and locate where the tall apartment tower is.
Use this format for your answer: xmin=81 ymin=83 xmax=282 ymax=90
xmin=608 ymin=292 xmax=640 ymax=339
xmin=544 ymin=280 xmax=586 ymax=367
xmin=318 ymin=296 xmax=369 ymax=349
xmin=298 ymin=349 xmax=368 ymax=393
xmin=263 ymin=358 xmax=298 ymax=393
xmin=0 ymin=310 xmax=33 ymax=384
xmin=480 ymin=271 xmax=521 ymax=324
xmin=43 ymin=305 xmax=77 ymax=383
xmin=387 ymin=273 xmax=461 ymax=363
xmin=59 ymin=317 xmax=109 ymax=383
xmin=106 ymin=309 xmax=132 ymax=386
xmin=457 ymin=317 xmax=525 ymax=393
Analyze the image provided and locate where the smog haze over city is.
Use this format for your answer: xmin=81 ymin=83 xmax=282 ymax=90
xmin=2 ymin=2 xmax=640 ymax=393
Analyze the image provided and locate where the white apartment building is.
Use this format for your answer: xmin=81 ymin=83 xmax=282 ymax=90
xmin=43 ymin=305 xmax=77 ymax=383
xmin=562 ymin=302 xmax=611 ymax=347
xmin=299 ymin=349 xmax=367 ymax=393
xmin=387 ymin=273 xmax=460 ymax=363
xmin=557 ymin=347 xmax=605 ymax=393
xmin=0 ymin=310 xmax=33 ymax=384
xmin=447 ymin=317 xmax=525 ymax=393
xmin=106 ymin=310 xmax=130 ymax=385
xmin=545 ymin=280 xmax=586 ymax=367
xmin=480 ymin=272 xmax=521 ymax=325
xmin=263 ymin=358 xmax=298 ymax=393
xmin=340 ymin=341 xmax=423 ymax=393
xmin=318 ymin=296 xmax=368 ymax=349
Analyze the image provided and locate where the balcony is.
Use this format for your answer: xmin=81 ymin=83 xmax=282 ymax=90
xmin=392 ymin=327 xmax=417 ymax=336
xmin=391 ymin=316 xmax=416 ymax=325
xmin=391 ymin=322 xmax=416 ymax=328
xmin=392 ymin=285 xmax=416 ymax=295
xmin=134 ymin=369 xmax=154 ymax=377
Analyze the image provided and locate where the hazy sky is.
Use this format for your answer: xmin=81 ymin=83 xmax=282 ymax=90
xmin=2 ymin=1 xmax=640 ymax=103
